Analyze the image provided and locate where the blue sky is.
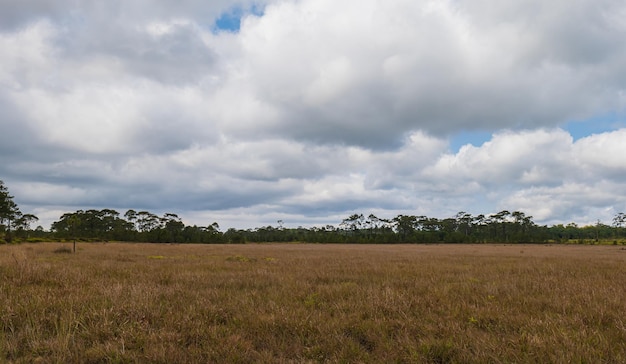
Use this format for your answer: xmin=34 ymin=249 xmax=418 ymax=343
xmin=214 ymin=5 xmax=264 ymax=32
xmin=1 ymin=0 xmax=626 ymax=230
xmin=449 ymin=113 xmax=625 ymax=153
xmin=215 ymin=10 xmax=243 ymax=32
xmin=449 ymin=131 xmax=493 ymax=152
xmin=564 ymin=113 xmax=626 ymax=141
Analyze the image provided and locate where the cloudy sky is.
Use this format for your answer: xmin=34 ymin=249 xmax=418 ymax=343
xmin=2 ymin=0 xmax=626 ymax=230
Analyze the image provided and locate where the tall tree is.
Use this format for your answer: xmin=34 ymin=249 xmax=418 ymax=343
xmin=455 ymin=211 xmax=473 ymax=236
xmin=136 ymin=211 xmax=161 ymax=233
xmin=393 ymin=215 xmax=418 ymax=240
xmin=0 ymin=180 xmax=23 ymax=243
xmin=340 ymin=214 xmax=365 ymax=232
xmin=15 ymin=213 xmax=39 ymax=239
xmin=490 ymin=210 xmax=511 ymax=242
xmin=162 ymin=213 xmax=184 ymax=243
xmin=613 ymin=212 xmax=626 ymax=239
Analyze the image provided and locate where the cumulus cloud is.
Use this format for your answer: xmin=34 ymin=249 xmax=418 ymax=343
xmin=227 ymin=0 xmax=626 ymax=145
xmin=2 ymin=0 xmax=626 ymax=229
xmin=423 ymin=129 xmax=626 ymax=224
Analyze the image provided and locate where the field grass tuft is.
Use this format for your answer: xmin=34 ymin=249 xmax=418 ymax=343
xmin=53 ymin=246 xmax=73 ymax=254
xmin=1 ymin=243 xmax=625 ymax=362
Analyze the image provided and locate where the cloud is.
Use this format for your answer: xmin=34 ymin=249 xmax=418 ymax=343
xmin=0 ymin=1 xmax=265 ymax=31
xmin=2 ymin=0 xmax=626 ymax=230
xmin=422 ymin=129 xmax=626 ymax=225
xmin=55 ymin=19 xmax=217 ymax=85
xmin=502 ymin=182 xmax=623 ymax=225
xmin=424 ymin=129 xmax=574 ymax=187
xmin=574 ymin=129 xmax=626 ymax=176
xmin=0 ymin=0 xmax=69 ymax=31
xmin=226 ymin=0 xmax=626 ymax=147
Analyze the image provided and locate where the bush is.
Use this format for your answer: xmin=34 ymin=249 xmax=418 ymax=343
xmin=26 ymin=237 xmax=51 ymax=243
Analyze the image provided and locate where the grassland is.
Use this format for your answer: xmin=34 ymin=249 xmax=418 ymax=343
xmin=2 ymin=243 xmax=626 ymax=363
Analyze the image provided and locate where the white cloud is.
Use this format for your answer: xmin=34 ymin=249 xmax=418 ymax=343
xmin=0 ymin=20 xmax=57 ymax=90
xmin=225 ymin=0 xmax=626 ymax=144
xmin=2 ymin=0 xmax=626 ymax=230
xmin=574 ymin=129 xmax=626 ymax=173
xmin=502 ymin=181 xmax=626 ymax=225
xmin=424 ymin=129 xmax=574 ymax=186
xmin=429 ymin=129 xmax=626 ymax=224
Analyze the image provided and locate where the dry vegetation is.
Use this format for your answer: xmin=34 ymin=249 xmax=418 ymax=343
xmin=2 ymin=242 xmax=626 ymax=363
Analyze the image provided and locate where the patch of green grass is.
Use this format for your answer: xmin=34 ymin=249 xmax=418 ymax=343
xmin=225 ymin=254 xmax=256 ymax=262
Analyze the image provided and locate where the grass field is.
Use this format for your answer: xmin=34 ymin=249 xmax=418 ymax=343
xmin=2 ymin=242 xmax=626 ymax=363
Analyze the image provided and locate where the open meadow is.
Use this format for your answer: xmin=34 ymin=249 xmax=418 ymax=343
xmin=2 ymin=242 xmax=626 ymax=363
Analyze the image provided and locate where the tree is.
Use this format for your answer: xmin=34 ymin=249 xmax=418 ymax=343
xmin=472 ymin=214 xmax=488 ymax=242
xmin=509 ymin=211 xmax=536 ymax=242
xmin=125 ymin=209 xmax=138 ymax=229
xmin=613 ymin=212 xmax=626 ymax=239
xmin=202 ymin=222 xmax=223 ymax=243
xmin=162 ymin=213 xmax=184 ymax=243
xmin=340 ymin=214 xmax=365 ymax=232
xmin=207 ymin=222 xmax=220 ymax=233
xmin=136 ymin=211 xmax=161 ymax=233
xmin=0 ymin=180 xmax=23 ymax=243
xmin=490 ymin=210 xmax=511 ymax=242
xmin=365 ymin=214 xmax=392 ymax=239
xmin=393 ymin=215 xmax=418 ymax=241
xmin=51 ymin=212 xmax=82 ymax=240
xmin=15 ymin=213 xmax=39 ymax=239
xmin=455 ymin=212 xmax=473 ymax=236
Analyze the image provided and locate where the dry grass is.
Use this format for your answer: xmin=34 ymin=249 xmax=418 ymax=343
xmin=1 ymin=243 xmax=626 ymax=363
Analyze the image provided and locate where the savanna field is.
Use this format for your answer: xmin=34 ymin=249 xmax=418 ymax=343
xmin=2 ymin=242 xmax=626 ymax=363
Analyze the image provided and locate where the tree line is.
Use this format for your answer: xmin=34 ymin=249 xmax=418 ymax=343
xmin=0 ymin=180 xmax=39 ymax=243
xmin=19 ymin=208 xmax=626 ymax=245
xmin=49 ymin=209 xmax=223 ymax=243
xmin=3 ymin=180 xmax=626 ymax=244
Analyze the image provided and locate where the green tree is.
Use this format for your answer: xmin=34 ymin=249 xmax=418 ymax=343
xmin=489 ymin=210 xmax=511 ymax=242
xmin=510 ymin=211 xmax=536 ymax=242
xmin=162 ymin=213 xmax=184 ymax=243
xmin=136 ymin=211 xmax=161 ymax=233
xmin=613 ymin=213 xmax=626 ymax=239
xmin=0 ymin=180 xmax=23 ymax=243
xmin=15 ymin=213 xmax=39 ymax=239
xmin=124 ymin=209 xmax=138 ymax=230
xmin=393 ymin=215 xmax=418 ymax=241
xmin=340 ymin=214 xmax=365 ymax=232
xmin=51 ymin=212 xmax=82 ymax=240
xmin=455 ymin=211 xmax=473 ymax=236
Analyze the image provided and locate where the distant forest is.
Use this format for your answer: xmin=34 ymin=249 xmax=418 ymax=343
xmin=2 ymin=180 xmax=626 ymax=244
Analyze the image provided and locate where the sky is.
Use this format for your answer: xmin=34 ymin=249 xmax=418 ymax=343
xmin=1 ymin=0 xmax=626 ymax=230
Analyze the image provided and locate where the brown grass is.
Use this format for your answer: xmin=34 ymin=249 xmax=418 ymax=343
xmin=1 ymin=243 xmax=626 ymax=363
